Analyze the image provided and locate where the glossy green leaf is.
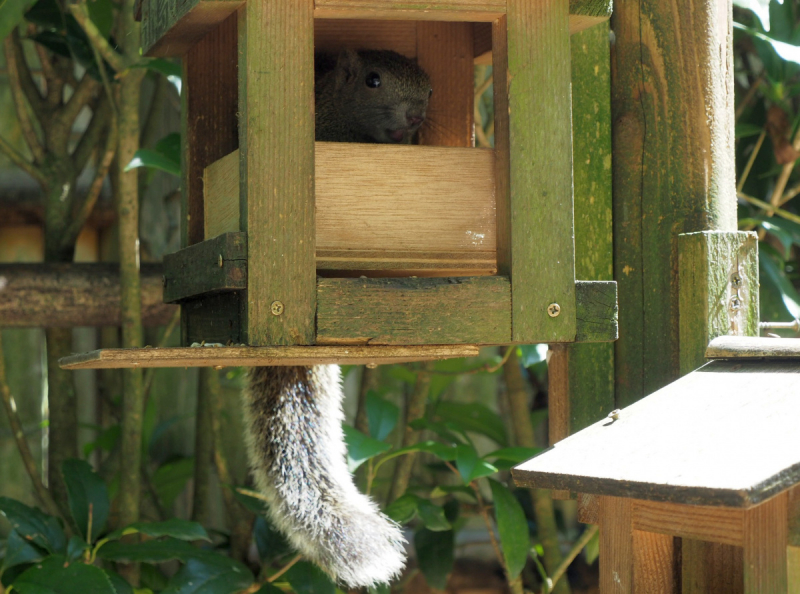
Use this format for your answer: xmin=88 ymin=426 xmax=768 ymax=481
xmin=488 ymin=480 xmax=529 ymax=579
xmin=483 ymin=447 xmax=542 ymax=464
xmin=735 ymin=123 xmax=764 ymax=138
xmin=86 ymin=0 xmax=114 ymax=39
xmin=429 ymin=485 xmax=477 ymax=503
xmin=125 ymin=149 xmax=180 ymax=177
xmin=343 ymin=425 xmax=391 ymax=472
xmin=0 ymin=0 xmax=37 ymax=46
xmin=408 ymin=419 xmax=466 ymax=445
xmin=231 ymin=488 xmax=267 ymax=514
xmin=253 ymin=516 xmax=292 ymax=563
xmin=152 ymin=457 xmax=194 ymax=510
xmin=432 ymin=402 xmax=508 ymax=446
xmin=584 ymin=527 xmax=600 ymax=566
xmin=414 ymin=528 xmax=454 ymax=590
xmin=284 ymin=561 xmax=336 ymax=594
xmin=385 ymin=493 xmax=419 ymax=524
xmin=518 ymin=344 xmax=548 ymax=367
xmin=96 ymin=538 xmax=201 ymax=563
xmin=735 ymin=22 xmax=800 ymax=63
xmin=455 ymin=445 xmax=497 ymax=484
xmin=416 ymin=499 xmax=451 ymax=532
xmin=0 ymin=498 xmax=65 ymax=554
xmin=2 ymin=530 xmax=44 ymax=570
xmin=106 ymin=519 xmax=210 ymax=543
xmin=62 ymin=459 xmax=110 ymax=542
xmin=760 ymin=243 xmax=800 ymax=318
xmin=164 ymin=557 xmax=253 ymax=594
xmin=155 ymin=133 xmax=181 ymax=168
xmin=366 ymin=391 xmax=399 ymax=441
xmin=255 ymin=583 xmax=284 ymax=594
xmin=143 ymin=58 xmax=183 ymax=94
xmin=66 ymin=535 xmax=88 ymax=562
xmin=13 ymin=555 xmax=116 ymax=594
xmin=733 ymin=0 xmax=776 ymax=31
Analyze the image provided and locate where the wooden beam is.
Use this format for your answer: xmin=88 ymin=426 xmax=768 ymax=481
xmin=142 ymin=0 xmax=244 ymax=56
xmin=600 ymin=497 xmax=634 ymax=594
xmin=633 ymin=531 xmax=678 ymax=594
xmin=313 ymin=0 xmax=505 ymax=21
xmin=633 ymin=500 xmax=743 ymax=547
xmin=682 ymin=540 xmax=743 ymax=594
xmin=0 ymin=264 xmax=176 ymax=328
xmin=59 ymin=344 xmax=480 ymax=369
xmin=706 ymin=336 xmax=800 ymax=359
xmin=315 ymin=19 xmax=418 ymax=56
xmin=743 ymin=492 xmax=788 ymax=594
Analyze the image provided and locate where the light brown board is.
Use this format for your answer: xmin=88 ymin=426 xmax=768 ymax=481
xmin=313 ymin=0 xmax=505 ymax=21
xmin=513 ymin=360 xmax=800 ymax=507
xmin=315 ymin=19 xmax=418 ymax=56
xmin=682 ymin=540 xmax=743 ymax=594
xmin=632 ymin=499 xmax=743 ymax=547
xmin=203 ymin=150 xmax=239 ymax=240
xmin=633 ymin=531 xmax=677 ymax=594
xmin=239 ymin=0 xmax=316 ymax=346
xmin=600 ymin=497 xmax=633 ymax=594
xmin=316 ymin=276 xmax=511 ymax=345
xmin=743 ymin=492 xmax=787 ymax=594
xmin=59 ymin=345 xmax=479 ymax=369
xmin=707 ymin=336 xmax=800 ymax=359
xmin=142 ymin=0 xmax=243 ymax=57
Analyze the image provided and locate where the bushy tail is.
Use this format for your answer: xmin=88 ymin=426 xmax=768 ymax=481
xmin=243 ymin=365 xmax=406 ymax=587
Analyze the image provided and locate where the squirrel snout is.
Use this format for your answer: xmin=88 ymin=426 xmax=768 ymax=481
xmin=407 ymin=115 xmax=424 ymax=128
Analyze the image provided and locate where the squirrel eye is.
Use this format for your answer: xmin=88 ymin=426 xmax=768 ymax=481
xmin=365 ymin=72 xmax=381 ymax=88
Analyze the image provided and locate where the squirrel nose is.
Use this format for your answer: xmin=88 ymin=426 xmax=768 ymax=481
xmin=407 ymin=115 xmax=424 ymax=127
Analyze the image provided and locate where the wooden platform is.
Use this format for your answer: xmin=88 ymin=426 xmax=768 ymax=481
xmin=706 ymin=335 xmax=800 ymax=359
xmin=513 ymin=359 xmax=800 ymax=507
xmin=59 ymin=344 xmax=480 ymax=369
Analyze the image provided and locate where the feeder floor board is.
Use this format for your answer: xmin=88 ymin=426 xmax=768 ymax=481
xmin=512 ymin=359 xmax=800 ymax=507
xmin=59 ymin=345 xmax=479 ymax=369
xmin=707 ymin=336 xmax=800 ymax=359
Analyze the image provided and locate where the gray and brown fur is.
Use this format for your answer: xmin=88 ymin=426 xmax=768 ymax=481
xmin=242 ymin=50 xmax=430 ymax=587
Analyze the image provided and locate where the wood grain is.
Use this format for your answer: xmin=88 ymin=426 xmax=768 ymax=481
xmin=142 ymin=0 xmax=243 ymax=57
xmin=682 ymin=540 xmax=743 ymax=594
xmin=313 ymin=0 xmax=505 ymax=21
xmin=239 ymin=0 xmax=316 ymax=346
xmin=743 ymin=492 xmax=788 ymax=594
xmin=59 ymin=344 xmax=479 ymax=369
xmin=789 ymin=484 xmax=800 ymax=547
xmin=600 ymin=497 xmax=633 ymax=594
xmin=505 ymin=0 xmax=576 ymax=343
xmin=633 ymin=531 xmax=677 ymax=594
xmin=633 ymin=499 xmax=743 ymax=546
xmin=203 ymin=150 xmax=239 ymax=239
xmin=513 ymin=360 xmax=800 ymax=507
xmin=315 ymin=19 xmax=417 ymax=56
xmin=788 ymin=546 xmax=800 ymax=593
xmin=706 ymin=336 xmax=800 ymax=359
xmin=316 ymin=276 xmax=510 ymax=345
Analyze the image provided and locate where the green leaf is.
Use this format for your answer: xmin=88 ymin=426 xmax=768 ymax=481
xmin=366 ymin=391 xmax=399 ymax=441
xmin=105 ymin=570 xmax=135 ymax=594
xmin=0 ymin=0 xmax=38 ymax=46
xmin=407 ymin=419 xmax=466 ymax=445
xmin=760 ymin=243 xmax=800 ymax=318
xmin=414 ymin=528 xmax=454 ymax=590
xmin=455 ymin=445 xmax=497 ymax=483
xmin=255 ymin=583 xmax=284 ymax=594
xmin=164 ymin=557 xmax=254 ymax=594
xmin=429 ymin=485 xmax=477 ymax=503
xmin=387 ymin=441 xmax=458 ymax=462
xmin=83 ymin=424 xmax=120 ymax=458
xmin=142 ymin=58 xmax=183 ymax=95
xmin=483 ymin=447 xmax=542 ymax=464
xmin=733 ymin=0 xmax=775 ymax=31
xmin=24 ymin=0 xmax=63 ymax=28
xmin=155 ymin=133 xmax=181 ymax=168
xmin=152 ymin=457 xmax=194 ymax=509
xmin=13 ymin=555 xmax=116 ymax=594
xmin=231 ymin=488 xmax=267 ymax=514
xmin=760 ymin=219 xmax=794 ymax=259
xmin=735 ymin=123 xmax=764 ymax=139
xmin=432 ymin=402 xmax=508 ymax=446
xmin=385 ymin=493 xmax=419 ymax=524
xmin=2 ymin=530 xmax=45 ymax=570
xmin=66 ymin=535 xmax=88 ymax=562
xmin=734 ymin=22 xmax=800 ymax=64
xmin=106 ymin=519 xmax=210 ymax=543
xmin=343 ymin=425 xmax=391 ymax=472
xmin=0 ymin=498 xmax=66 ymax=554
xmin=488 ymin=480 xmax=529 ymax=579
xmin=416 ymin=500 xmax=451 ymax=532
xmin=284 ymin=561 xmax=336 ymax=594
xmin=125 ymin=149 xmax=181 ymax=177
xmin=96 ymin=538 xmax=202 ymax=563
xmin=368 ymin=584 xmax=390 ymax=594
xmin=253 ymin=516 xmax=292 ymax=563
xmin=86 ymin=0 xmax=114 ymax=39
xmin=62 ymin=459 xmax=109 ymax=543
xmin=518 ymin=344 xmax=548 ymax=367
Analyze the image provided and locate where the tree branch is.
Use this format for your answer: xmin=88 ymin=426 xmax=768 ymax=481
xmin=31 ymin=34 xmax=61 ymax=108
xmin=72 ymin=94 xmax=111 ymax=173
xmin=140 ymin=73 xmax=168 ymax=149
xmin=3 ymin=35 xmax=45 ymax=163
xmin=60 ymin=71 xmax=101 ymax=136
xmin=11 ymin=31 xmax=47 ymax=126
xmin=0 ymin=135 xmax=46 ymax=185
xmin=68 ymin=3 xmax=126 ymax=73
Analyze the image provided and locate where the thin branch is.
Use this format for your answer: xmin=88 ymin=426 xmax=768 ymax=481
xmin=736 ymin=129 xmax=765 ymax=193
xmin=3 ymin=36 xmax=46 ymax=163
xmin=768 ymin=126 xmax=800 ymax=211
xmin=543 ymin=525 xmax=599 ymax=594
xmin=0 ymin=333 xmax=63 ymax=520
xmin=738 ymin=191 xmax=800 ymax=225
xmin=11 ymin=31 xmax=47 ymax=125
xmin=60 ymin=71 xmax=101 ymax=135
xmin=427 ymin=346 xmax=513 ymax=376
xmin=735 ymin=75 xmax=763 ymax=122
xmin=140 ymin=74 xmax=169 ymax=149
xmin=779 ymin=181 xmax=800 ymax=206
xmin=31 ymin=32 xmax=60 ymax=108
xmin=0 ymin=135 xmax=46 ymax=184
xmin=68 ymin=3 xmax=126 ymax=72
xmin=72 ymin=95 xmax=111 ymax=174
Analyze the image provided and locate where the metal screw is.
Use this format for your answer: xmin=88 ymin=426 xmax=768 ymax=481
xmin=547 ymin=303 xmax=561 ymax=318
xmin=730 ymin=296 xmax=741 ymax=311
xmin=270 ymin=301 xmax=284 ymax=316
xmin=731 ymin=274 xmax=743 ymax=288
xmin=161 ymin=275 xmax=167 ymax=287
xmin=218 ymin=254 xmax=223 ymax=268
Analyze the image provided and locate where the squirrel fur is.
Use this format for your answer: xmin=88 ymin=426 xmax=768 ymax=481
xmin=242 ymin=50 xmax=431 ymax=587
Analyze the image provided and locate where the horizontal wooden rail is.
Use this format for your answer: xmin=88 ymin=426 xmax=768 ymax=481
xmin=706 ymin=335 xmax=800 ymax=359
xmin=0 ymin=263 xmax=176 ymax=328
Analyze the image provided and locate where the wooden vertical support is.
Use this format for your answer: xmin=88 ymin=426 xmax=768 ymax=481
xmin=599 ymin=496 xmax=633 ymax=594
xmin=789 ymin=485 xmax=800 ymax=591
xmin=239 ymin=0 xmax=315 ymax=346
xmin=743 ymin=493 xmax=788 ymax=594
xmin=633 ymin=531 xmax=678 ymax=594
xmin=502 ymin=0 xmax=576 ymax=343
xmin=416 ymin=22 xmax=473 ymax=147
xmin=682 ymin=540 xmax=743 ymax=594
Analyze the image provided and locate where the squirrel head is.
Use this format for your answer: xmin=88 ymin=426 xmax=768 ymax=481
xmin=331 ymin=50 xmax=431 ymax=144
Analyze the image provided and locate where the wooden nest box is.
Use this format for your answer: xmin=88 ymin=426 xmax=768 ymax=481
xmin=61 ymin=0 xmax=617 ymax=370
xmin=513 ymin=336 xmax=800 ymax=594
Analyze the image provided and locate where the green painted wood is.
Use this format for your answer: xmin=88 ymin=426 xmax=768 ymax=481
xmin=575 ymin=281 xmax=617 ymax=343
xmin=569 ymin=0 xmax=612 ymax=18
xmin=316 ymin=277 xmax=511 ymax=345
xmin=163 ymin=232 xmax=247 ymax=303
xmin=504 ymin=0 xmax=576 ymax=343
xmin=184 ymin=292 xmax=243 ymax=345
xmin=239 ymin=0 xmax=315 ymax=346
xmin=568 ymin=23 xmax=615 ymax=433
xmin=141 ymin=0 xmax=243 ymax=57
xmin=678 ymin=231 xmax=759 ymax=375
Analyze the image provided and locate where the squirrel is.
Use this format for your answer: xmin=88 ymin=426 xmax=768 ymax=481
xmin=242 ymin=50 xmax=432 ymax=588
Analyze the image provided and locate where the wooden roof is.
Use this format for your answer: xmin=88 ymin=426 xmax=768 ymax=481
xmin=513 ymin=359 xmax=800 ymax=507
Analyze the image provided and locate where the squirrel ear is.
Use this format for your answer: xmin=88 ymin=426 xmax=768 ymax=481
xmin=335 ymin=50 xmax=361 ymax=86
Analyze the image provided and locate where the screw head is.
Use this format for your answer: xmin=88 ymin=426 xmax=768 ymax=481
xmin=218 ymin=254 xmax=224 ymax=268
xmin=547 ymin=303 xmax=561 ymax=318
xmin=730 ymin=297 xmax=741 ymax=311
xmin=161 ymin=275 xmax=167 ymax=287
xmin=270 ymin=301 xmax=284 ymax=316
xmin=731 ymin=274 xmax=743 ymax=288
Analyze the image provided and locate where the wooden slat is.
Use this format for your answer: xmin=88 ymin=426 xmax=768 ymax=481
xmin=204 ymin=151 xmax=239 ymax=240
xmin=239 ymin=0 xmax=316 ymax=346
xmin=142 ymin=0 xmax=243 ymax=57
xmin=183 ymin=292 xmax=243 ymax=345
xmin=575 ymin=281 xmax=618 ymax=342
xmin=789 ymin=546 xmax=800 ymax=593
xmin=743 ymin=492 xmax=788 ymax=594
xmin=416 ymin=22 xmax=474 ymax=147
xmin=682 ymin=540 xmax=743 ymax=594
xmin=633 ymin=499 xmax=743 ymax=546
xmin=707 ymin=336 xmax=800 ymax=359
xmin=316 ymin=276 xmax=510 ymax=345
xmin=316 ymin=250 xmax=495 ymax=276
xmin=505 ymin=0 xmax=576 ymax=343
xmin=59 ymin=345 xmax=479 ymax=369
xmin=313 ymin=0 xmax=505 ymax=21
xmin=163 ymin=233 xmax=247 ymax=303
xmin=600 ymin=497 xmax=633 ymax=594
xmin=633 ymin=531 xmax=677 ymax=594
xmin=513 ymin=360 xmax=800 ymax=507
xmin=315 ymin=19 xmax=417 ymax=56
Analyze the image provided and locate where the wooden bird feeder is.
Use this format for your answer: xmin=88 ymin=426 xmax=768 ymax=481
xmin=61 ymin=0 xmax=618 ymax=370
xmin=513 ymin=336 xmax=800 ymax=594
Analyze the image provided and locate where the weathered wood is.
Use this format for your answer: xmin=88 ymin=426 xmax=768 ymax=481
xmin=789 ymin=484 xmax=800 ymax=547
xmin=633 ymin=531 xmax=677 ymax=594
xmin=632 ymin=500 xmax=743 ymax=547
xmin=162 ymin=232 xmax=247 ymax=303
xmin=612 ymin=0 xmax=738 ymax=406
xmin=0 ymin=263 xmax=176 ymax=327
xmin=575 ymin=281 xmax=617 ymax=343
xmin=682 ymin=540 xmax=743 ymax=594
xmin=578 ymin=493 xmax=599 ymax=524
xmin=706 ymin=336 xmax=800 ymax=359
xmin=743 ymin=492 xmax=788 ymax=594
xmin=513 ymin=360 xmax=800 ymax=507
xmin=600 ymin=497 xmax=633 ymax=594
xmin=315 ymin=19 xmax=418 ymax=57
xmin=473 ymin=22 xmax=492 ymax=62
xmin=789 ymin=546 xmax=800 ymax=592
xmin=141 ymin=0 xmax=243 ymax=56
xmin=240 ymin=0 xmax=315 ymax=346
xmin=183 ymin=292 xmax=242 ymax=345
xmin=679 ymin=231 xmax=759 ymax=374
xmin=204 ymin=144 xmax=497 ymax=275
xmin=505 ymin=0 xmax=576 ymax=343
xmin=316 ymin=276 xmax=511 ymax=345
xmin=203 ymin=150 xmax=239 ymax=240
xmin=416 ymin=22 xmax=474 ymax=147
xmin=313 ymin=0 xmax=505 ymax=21
xmin=59 ymin=344 xmax=480 ymax=369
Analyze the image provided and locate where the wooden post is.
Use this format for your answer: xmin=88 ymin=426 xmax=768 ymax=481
xmin=239 ymin=0 xmax=315 ymax=346
xmin=600 ymin=497 xmax=634 ymax=594
xmin=743 ymin=493 xmax=788 ymax=594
